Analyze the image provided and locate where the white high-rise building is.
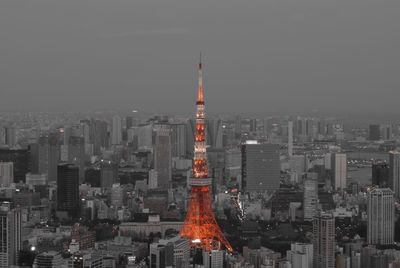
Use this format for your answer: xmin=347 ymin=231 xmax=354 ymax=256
xmin=303 ymin=177 xmax=318 ymax=221
xmin=203 ymin=250 xmax=224 ymax=268
xmin=148 ymin=169 xmax=158 ymax=189
xmin=287 ymin=243 xmax=313 ymax=268
xmin=331 ymin=153 xmax=347 ymax=190
xmin=0 ymin=203 xmax=22 ymax=268
xmin=389 ymin=150 xmax=400 ymax=198
xmin=313 ymin=213 xmax=335 ymax=268
xmin=111 ymin=183 xmax=123 ymax=208
xmin=149 ymin=236 xmax=190 ymax=268
xmin=0 ymin=162 xmax=13 ymax=186
xmin=367 ymin=188 xmax=394 ymax=245
xmin=286 ymin=250 xmax=307 ymax=268
xmin=288 ymin=121 xmax=293 ymax=157
xmin=137 ymin=125 xmax=153 ymax=150
xmin=111 ymin=116 xmax=122 ymax=145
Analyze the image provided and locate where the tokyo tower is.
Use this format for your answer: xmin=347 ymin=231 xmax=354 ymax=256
xmin=180 ymin=55 xmax=233 ymax=252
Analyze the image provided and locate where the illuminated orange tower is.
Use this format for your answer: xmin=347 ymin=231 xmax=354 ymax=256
xmin=180 ymin=55 xmax=233 ymax=252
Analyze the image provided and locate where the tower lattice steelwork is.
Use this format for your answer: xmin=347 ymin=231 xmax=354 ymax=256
xmin=179 ymin=56 xmax=233 ymax=252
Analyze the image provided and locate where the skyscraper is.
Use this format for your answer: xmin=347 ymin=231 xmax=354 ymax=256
xmin=154 ymin=127 xmax=172 ymax=188
xmin=241 ymin=142 xmax=280 ymax=192
xmin=137 ymin=124 xmax=153 ymax=150
xmin=203 ymin=250 xmax=224 ymax=268
xmin=0 ymin=148 xmax=31 ymax=183
xmin=288 ymin=121 xmax=293 ymax=157
xmin=206 ymin=118 xmax=223 ymax=149
xmin=0 ymin=162 xmax=13 ymax=186
xmin=38 ymin=133 xmax=60 ymax=182
xmin=0 ymin=203 xmax=22 ymax=268
xmin=68 ymin=136 xmax=85 ymax=183
xmin=303 ymin=177 xmax=318 ymax=221
xmin=171 ymin=123 xmax=187 ymax=158
xmin=389 ymin=150 xmax=400 ymax=198
xmin=249 ymin=118 xmax=257 ymax=133
xmin=369 ymin=124 xmax=381 ymax=141
xmin=331 ymin=153 xmax=347 ymax=190
xmin=313 ymin=214 xmax=335 ymax=268
xmin=287 ymin=242 xmax=313 ymax=268
xmin=367 ymin=188 xmax=394 ymax=245
xmin=381 ymin=124 xmax=392 ymax=140
xmin=372 ymin=161 xmax=389 ymax=187
xmin=100 ymin=160 xmax=118 ymax=188
xmin=3 ymin=127 xmax=17 ymax=148
xmin=111 ymin=115 xmax=122 ymax=145
xmin=234 ymin=115 xmax=242 ymax=139
xmin=93 ymin=120 xmax=108 ymax=154
xmin=149 ymin=236 xmax=190 ymax=268
xmin=57 ymin=163 xmax=80 ymax=218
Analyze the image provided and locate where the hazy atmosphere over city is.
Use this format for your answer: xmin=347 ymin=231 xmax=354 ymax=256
xmin=1 ymin=0 xmax=400 ymax=114
xmin=3 ymin=1 xmax=400 ymax=268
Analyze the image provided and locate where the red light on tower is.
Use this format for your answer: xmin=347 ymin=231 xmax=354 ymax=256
xmin=179 ymin=56 xmax=233 ymax=252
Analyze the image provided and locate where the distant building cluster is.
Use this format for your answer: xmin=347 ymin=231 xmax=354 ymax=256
xmin=1 ymin=67 xmax=400 ymax=267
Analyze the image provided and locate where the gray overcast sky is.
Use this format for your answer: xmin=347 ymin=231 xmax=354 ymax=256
xmin=1 ymin=0 xmax=399 ymax=114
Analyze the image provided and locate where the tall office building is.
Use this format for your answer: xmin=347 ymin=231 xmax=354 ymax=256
xmin=0 ymin=148 xmax=31 ymax=183
xmin=288 ymin=121 xmax=293 ymax=157
xmin=389 ymin=150 xmax=400 ymax=198
xmin=303 ymin=177 xmax=318 ymax=221
xmin=93 ymin=120 xmax=108 ymax=154
xmin=126 ymin=116 xmax=139 ymax=129
xmin=203 ymin=250 xmax=224 ymax=268
xmin=206 ymin=119 xmax=223 ymax=149
xmin=149 ymin=241 xmax=174 ymax=268
xmin=171 ymin=123 xmax=187 ymax=158
xmin=287 ymin=242 xmax=313 ymax=268
xmin=0 ymin=203 xmax=22 ymax=268
xmin=3 ymin=127 xmax=17 ymax=148
xmin=372 ymin=162 xmax=389 ymax=187
xmin=185 ymin=119 xmax=196 ymax=158
xmin=331 ymin=153 xmax=347 ymax=190
xmin=234 ymin=115 xmax=242 ymax=138
xmin=57 ymin=163 xmax=80 ymax=218
xmin=367 ymin=188 xmax=394 ymax=245
xmin=249 ymin=118 xmax=257 ymax=133
xmin=313 ymin=214 xmax=335 ymax=268
xmin=241 ymin=142 xmax=280 ymax=192
xmin=100 ymin=160 xmax=118 ymax=188
xmin=0 ymin=162 xmax=13 ymax=186
xmin=287 ymin=250 xmax=308 ymax=268
xmin=150 ymin=236 xmax=190 ymax=268
xmin=154 ymin=128 xmax=172 ymax=188
xmin=369 ymin=124 xmax=381 ymax=141
xmin=68 ymin=136 xmax=85 ymax=183
xmin=381 ymin=124 xmax=392 ymax=140
xmin=263 ymin=117 xmax=269 ymax=138
xmin=38 ymin=133 xmax=60 ymax=182
xmin=150 ymin=236 xmax=192 ymax=268
xmin=111 ymin=116 xmax=122 ymax=145
xmin=137 ymin=124 xmax=153 ymax=150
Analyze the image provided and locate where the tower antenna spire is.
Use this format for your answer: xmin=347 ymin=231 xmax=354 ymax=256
xmin=197 ymin=52 xmax=204 ymax=104
xmin=199 ymin=51 xmax=202 ymax=70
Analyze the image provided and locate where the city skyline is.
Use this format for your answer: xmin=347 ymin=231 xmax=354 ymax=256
xmin=2 ymin=0 xmax=400 ymax=267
